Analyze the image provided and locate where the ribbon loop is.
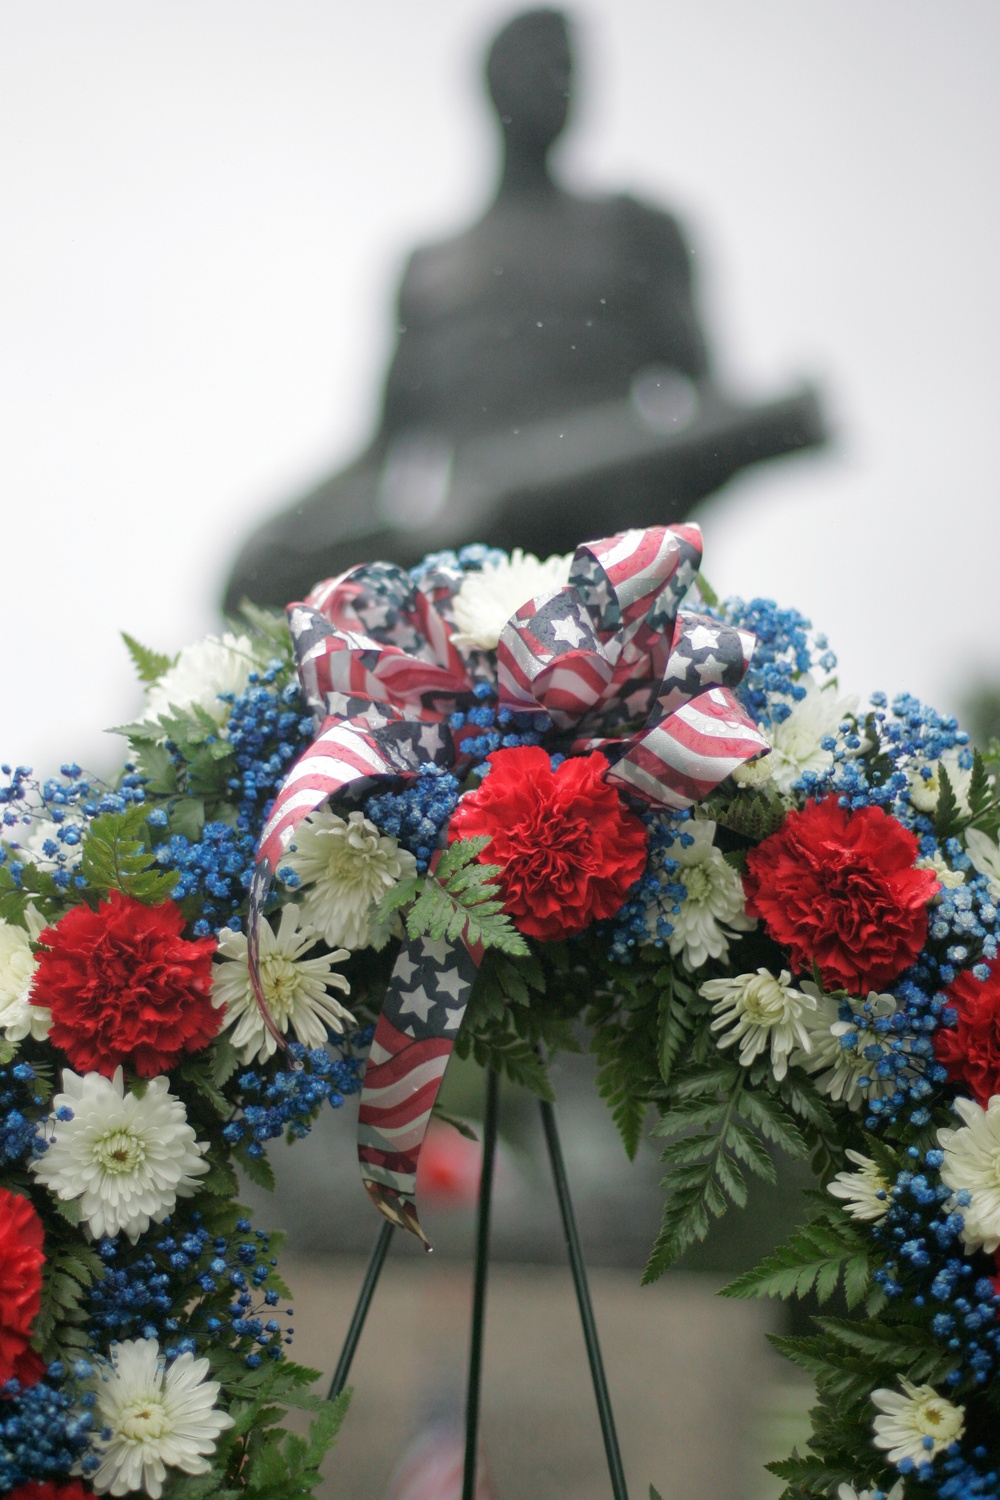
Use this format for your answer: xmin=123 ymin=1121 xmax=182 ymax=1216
xmin=249 ymin=523 xmax=770 ymax=1244
xmin=497 ymin=587 xmax=614 ymax=727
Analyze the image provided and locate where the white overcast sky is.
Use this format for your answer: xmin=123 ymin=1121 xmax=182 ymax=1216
xmin=2 ymin=1 xmax=999 ymax=775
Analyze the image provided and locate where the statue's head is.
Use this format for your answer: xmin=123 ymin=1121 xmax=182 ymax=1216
xmin=485 ymin=8 xmax=573 ymax=159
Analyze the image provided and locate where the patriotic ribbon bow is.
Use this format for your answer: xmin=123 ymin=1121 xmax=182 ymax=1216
xmin=249 ymin=524 xmax=768 ymax=1242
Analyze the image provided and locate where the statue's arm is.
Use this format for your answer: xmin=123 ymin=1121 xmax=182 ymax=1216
xmin=619 ymin=196 xmax=712 ymax=382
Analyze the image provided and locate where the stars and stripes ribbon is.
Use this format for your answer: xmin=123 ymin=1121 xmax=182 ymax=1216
xmin=249 ymin=524 xmax=769 ymax=1242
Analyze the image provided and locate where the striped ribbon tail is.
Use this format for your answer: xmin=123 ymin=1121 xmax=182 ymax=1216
xmin=357 ymin=932 xmax=482 ymax=1244
xmin=609 ymin=685 xmax=770 ymax=808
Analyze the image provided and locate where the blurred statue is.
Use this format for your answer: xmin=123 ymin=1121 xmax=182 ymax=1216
xmin=225 ymin=7 xmax=826 ymax=612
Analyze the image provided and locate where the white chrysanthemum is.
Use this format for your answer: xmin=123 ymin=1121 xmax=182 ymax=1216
xmin=838 ymin=1484 xmax=905 ymax=1500
xmin=31 ymin=1069 xmax=209 ymax=1242
xmin=871 ymin=1379 xmax=964 ymax=1468
xmin=937 ymin=1094 xmax=1000 ymax=1254
xmin=731 ymin=753 xmax=774 ymax=788
xmin=660 ymin=820 xmax=754 ymax=969
xmin=792 ymin=985 xmax=901 ymax=1108
xmin=965 ymin=828 xmax=1000 ymax=896
xmin=141 ymin=632 xmax=257 ymax=728
xmin=765 ymin=676 xmax=857 ymax=793
xmin=916 ymin=850 xmax=967 ymax=892
xmin=828 ymin=1149 xmax=892 ymax=1223
xmin=0 ymin=905 xmax=50 ymax=1043
xmin=450 ymin=548 xmax=573 ymax=650
xmin=701 ymin=967 xmax=816 ymax=1081
xmin=212 ymin=904 xmax=355 ymax=1063
xmin=283 ymin=808 xmax=417 ymax=950
xmin=906 ymin=747 xmax=979 ymax=815
xmin=88 ymin=1337 xmax=234 ymax=1498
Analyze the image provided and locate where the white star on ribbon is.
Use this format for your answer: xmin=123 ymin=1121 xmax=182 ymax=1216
xmin=623 ymin=686 xmax=652 ymax=717
xmin=288 ymin=607 xmax=314 ymax=637
xmin=419 ymin=723 xmax=443 ymax=756
xmin=551 ymin=615 xmax=587 ymax=648
xmin=663 ymin=650 xmax=694 ymax=682
xmin=420 ymin=935 xmax=453 ymax=965
xmin=688 ymin=624 xmax=720 ymax=651
xmin=695 ymin=652 xmax=727 ymax=685
xmin=443 ymin=1007 xmax=465 ymax=1032
xmin=435 ymin=968 xmax=467 ymax=1001
xmin=325 ymin=691 xmax=355 ymax=718
xmin=362 ymin=601 xmax=391 ymax=629
xmin=394 ymin=951 xmax=418 ymax=985
xmin=398 ymin=985 xmax=435 ymax=1022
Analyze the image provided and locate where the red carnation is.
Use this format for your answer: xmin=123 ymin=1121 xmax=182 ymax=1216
xmin=7 ymin=1484 xmax=92 ymax=1500
xmin=448 ymin=746 xmax=648 ymax=941
xmin=0 ymin=1188 xmax=45 ymax=1387
xmin=935 ymin=958 xmax=1000 ymax=1106
xmin=743 ymin=795 xmax=938 ymax=993
xmin=33 ymin=891 xmax=220 ymax=1077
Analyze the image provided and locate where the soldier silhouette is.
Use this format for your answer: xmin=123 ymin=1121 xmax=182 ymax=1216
xmin=224 ymin=8 xmax=824 ymax=612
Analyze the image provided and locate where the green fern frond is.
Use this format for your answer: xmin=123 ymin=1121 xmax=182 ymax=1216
xmin=78 ymin=805 xmax=179 ymax=903
xmin=721 ymin=1213 xmax=870 ymax=1308
xmin=383 ymin=838 xmax=529 ymax=956
xmin=121 ymin=631 xmax=175 ymax=684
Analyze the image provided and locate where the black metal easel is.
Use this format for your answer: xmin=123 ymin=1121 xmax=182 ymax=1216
xmin=328 ymin=1066 xmax=630 ymax=1500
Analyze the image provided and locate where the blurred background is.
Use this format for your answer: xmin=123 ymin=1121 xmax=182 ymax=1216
xmin=3 ymin=1 xmax=999 ymax=771
xmin=3 ymin=3 xmax=1000 ymax=1494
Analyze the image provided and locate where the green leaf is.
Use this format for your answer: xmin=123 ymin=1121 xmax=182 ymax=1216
xmin=368 ymin=876 xmax=421 ymax=951
xmin=401 ymin=840 xmax=529 ymax=956
xmin=430 ymin=1105 xmax=480 ymax=1142
xmin=813 ymin=1314 xmax=948 ymax=1375
xmin=644 ymin=1057 xmax=803 ymax=1282
xmin=765 ymin=1451 xmax=856 ymax=1493
xmin=467 ymin=1034 xmax=555 ymax=1100
xmin=726 ymin=1119 xmax=777 ymax=1185
xmin=201 ymin=1155 xmax=240 ymax=1197
xmin=133 ymin=739 xmax=179 ymax=796
xmin=0 ymin=861 xmax=63 ymax=925
xmin=169 ymin=796 xmax=207 ymax=843
xmin=210 ymin=1035 xmax=242 ymax=1090
xmin=644 ymin=1062 xmax=747 ymax=1281
xmin=934 ymin=761 xmax=963 ymax=840
xmin=591 ymin=977 xmax=660 ymax=1159
xmin=35 ymin=1240 xmax=104 ymax=1360
xmin=162 ymin=1471 xmax=240 ymax=1500
xmin=778 ymin=1073 xmax=837 ymax=1136
xmin=304 ymin=1390 xmax=351 ymax=1466
xmin=738 ymin=1089 xmax=810 ymax=1160
xmin=710 ymin=782 xmax=787 ymax=840
xmin=656 ymin=965 xmax=696 ymax=1088
xmin=969 ymin=748 xmax=995 ymax=820
xmin=52 ymin=1196 xmax=82 ymax=1227
xmin=78 ymin=805 xmax=179 ymax=903
xmin=237 ymin=1144 xmax=277 ymax=1192
xmin=233 ymin=601 xmax=296 ymax=663
xmin=694 ymin=573 xmax=718 ymax=607
xmin=179 ymin=1051 xmax=233 ymax=1119
xmin=122 ymin=631 xmax=175 ymax=684
xmin=721 ymin=1213 xmax=869 ymax=1308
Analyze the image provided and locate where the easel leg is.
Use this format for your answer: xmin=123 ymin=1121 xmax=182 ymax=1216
xmin=539 ymin=1096 xmax=630 ymax=1500
xmin=462 ymin=1064 xmax=500 ymax=1500
xmin=328 ymin=1218 xmax=395 ymax=1401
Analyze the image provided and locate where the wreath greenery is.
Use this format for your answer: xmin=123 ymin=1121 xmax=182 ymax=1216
xmin=2 ymin=526 xmax=1000 ymax=1500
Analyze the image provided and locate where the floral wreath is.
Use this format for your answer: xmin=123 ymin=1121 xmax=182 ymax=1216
xmin=2 ymin=523 xmax=1000 ymax=1500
